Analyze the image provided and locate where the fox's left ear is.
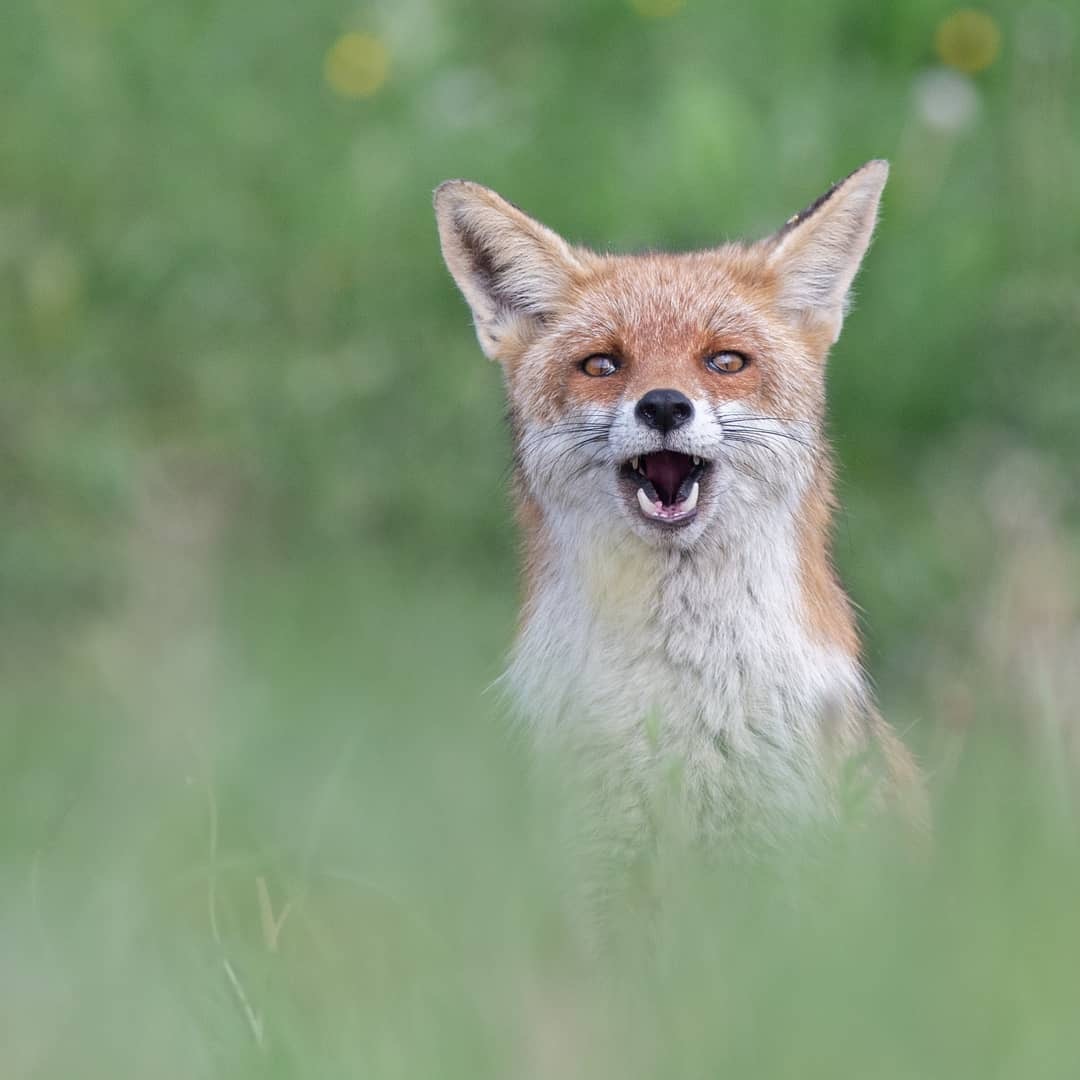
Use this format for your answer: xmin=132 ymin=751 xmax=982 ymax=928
xmin=434 ymin=180 xmax=583 ymax=361
xmin=763 ymin=160 xmax=889 ymax=343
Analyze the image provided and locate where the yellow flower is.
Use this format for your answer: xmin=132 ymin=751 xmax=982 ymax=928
xmin=324 ymin=33 xmax=390 ymax=100
xmin=935 ymin=9 xmax=1001 ymax=74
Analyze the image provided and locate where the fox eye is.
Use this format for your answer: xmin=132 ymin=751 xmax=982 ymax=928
xmin=581 ymin=354 xmax=620 ymax=377
xmin=705 ymin=351 xmax=749 ymax=374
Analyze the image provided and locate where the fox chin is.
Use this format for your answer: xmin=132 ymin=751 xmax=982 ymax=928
xmin=434 ymin=162 xmax=927 ymax=843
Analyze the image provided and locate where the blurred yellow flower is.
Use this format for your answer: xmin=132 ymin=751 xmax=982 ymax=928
xmin=324 ymin=32 xmax=390 ymax=99
xmin=629 ymin=0 xmax=684 ymax=17
xmin=935 ymin=9 xmax=1001 ymax=74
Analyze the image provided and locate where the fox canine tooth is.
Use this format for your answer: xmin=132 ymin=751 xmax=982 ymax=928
xmin=631 ymin=457 xmax=640 ymax=471
xmin=683 ymin=481 xmax=700 ymax=512
xmin=636 ymin=487 xmax=657 ymax=516
xmin=692 ymin=456 xmax=701 ymax=466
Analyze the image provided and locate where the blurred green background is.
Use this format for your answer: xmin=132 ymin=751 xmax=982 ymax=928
xmin=4 ymin=1 xmax=1080 ymax=1076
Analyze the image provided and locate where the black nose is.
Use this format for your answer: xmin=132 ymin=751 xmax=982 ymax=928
xmin=635 ymin=388 xmax=694 ymax=433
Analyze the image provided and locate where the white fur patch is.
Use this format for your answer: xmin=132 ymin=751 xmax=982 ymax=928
xmin=505 ymin=474 xmax=868 ymax=844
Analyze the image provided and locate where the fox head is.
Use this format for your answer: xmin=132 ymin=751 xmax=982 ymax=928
xmin=434 ymin=162 xmax=888 ymax=550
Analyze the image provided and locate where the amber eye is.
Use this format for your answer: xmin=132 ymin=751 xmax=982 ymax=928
xmin=705 ymin=351 xmax=749 ymax=374
xmin=581 ymin=354 xmax=620 ymax=377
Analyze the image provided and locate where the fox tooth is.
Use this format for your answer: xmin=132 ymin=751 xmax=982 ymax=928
xmin=683 ymin=481 xmax=699 ymax=512
xmin=631 ymin=457 xmax=640 ymax=471
xmin=636 ymin=487 xmax=656 ymax=516
xmin=693 ymin=456 xmax=701 ymax=466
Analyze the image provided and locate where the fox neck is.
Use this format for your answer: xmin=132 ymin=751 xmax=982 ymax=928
xmin=507 ymin=461 xmax=866 ymax=757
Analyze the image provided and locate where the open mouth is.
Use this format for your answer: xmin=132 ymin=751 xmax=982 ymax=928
xmin=620 ymin=451 xmax=708 ymax=526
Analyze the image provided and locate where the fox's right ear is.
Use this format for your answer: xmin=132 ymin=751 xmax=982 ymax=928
xmin=434 ymin=181 xmax=583 ymax=361
xmin=763 ymin=160 xmax=889 ymax=344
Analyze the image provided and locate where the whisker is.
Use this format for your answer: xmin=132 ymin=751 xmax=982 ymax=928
xmin=715 ymin=411 xmax=814 ymax=430
xmin=515 ymin=419 xmax=616 ymax=455
xmin=564 ymin=457 xmax=610 ymax=483
xmin=721 ymin=425 xmax=816 ymax=451
xmin=540 ymin=433 xmax=612 ymax=486
xmin=721 ymin=433 xmax=785 ymax=464
xmin=516 ymin=424 xmax=610 ymax=446
xmin=728 ymin=459 xmax=770 ymax=485
xmin=744 ymin=414 xmax=814 ymax=429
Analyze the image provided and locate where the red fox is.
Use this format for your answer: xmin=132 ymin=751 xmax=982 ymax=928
xmin=435 ymin=162 xmax=925 ymax=840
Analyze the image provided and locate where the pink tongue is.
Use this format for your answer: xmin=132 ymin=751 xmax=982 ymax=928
xmin=643 ymin=451 xmax=690 ymax=505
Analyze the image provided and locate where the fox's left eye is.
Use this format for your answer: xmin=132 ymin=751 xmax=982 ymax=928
xmin=581 ymin=354 xmax=620 ymax=377
xmin=705 ymin=351 xmax=749 ymax=374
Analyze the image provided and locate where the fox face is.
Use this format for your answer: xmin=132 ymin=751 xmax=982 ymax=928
xmin=433 ymin=164 xmax=927 ymax=833
xmin=435 ymin=163 xmax=888 ymax=549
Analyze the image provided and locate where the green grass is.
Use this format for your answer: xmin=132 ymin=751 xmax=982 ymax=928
xmin=4 ymin=0 xmax=1080 ymax=1075
xmin=7 ymin=545 xmax=1080 ymax=1077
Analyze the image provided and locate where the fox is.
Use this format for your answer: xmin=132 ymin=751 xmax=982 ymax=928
xmin=434 ymin=161 xmax=926 ymax=844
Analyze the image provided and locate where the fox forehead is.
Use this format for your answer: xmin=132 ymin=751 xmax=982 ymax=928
xmin=511 ymin=248 xmax=817 ymax=416
xmin=560 ymin=249 xmax=770 ymax=349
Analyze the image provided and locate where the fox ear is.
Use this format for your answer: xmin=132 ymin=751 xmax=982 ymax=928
xmin=764 ymin=160 xmax=889 ymax=343
xmin=434 ymin=180 xmax=583 ymax=361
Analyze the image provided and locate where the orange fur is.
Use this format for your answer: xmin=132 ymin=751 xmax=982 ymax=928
xmin=435 ymin=162 xmax=925 ymax=835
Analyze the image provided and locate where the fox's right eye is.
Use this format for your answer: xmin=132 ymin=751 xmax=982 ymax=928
xmin=581 ymin=354 xmax=620 ymax=377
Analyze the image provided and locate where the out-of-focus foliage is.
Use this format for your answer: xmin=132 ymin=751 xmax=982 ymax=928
xmin=3 ymin=1 xmax=1080 ymax=1076
xmin=4 ymin=0 xmax=1077 ymax=671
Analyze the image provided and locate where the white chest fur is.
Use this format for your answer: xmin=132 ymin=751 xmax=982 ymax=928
xmin=505 ymin=506 xmax=868 ymax=831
